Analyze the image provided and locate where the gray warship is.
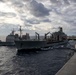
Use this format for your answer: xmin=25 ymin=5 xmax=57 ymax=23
xmin=15 ymin=26 xmax=47 ymax=50
xmin=0 ymin=30 xmax=15 ymax=46
xmin=15 ymin=26 xmax=67 ymax=51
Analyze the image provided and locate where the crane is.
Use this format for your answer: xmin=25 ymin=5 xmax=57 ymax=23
xmin=35 ymin=32 xmax=40 ymax=40
xmin=44 ymin=32 xmax=51 ymax=40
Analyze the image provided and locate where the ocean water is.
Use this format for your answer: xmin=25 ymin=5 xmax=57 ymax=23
xmin=0 ymin=46 xmax=74 ymax=75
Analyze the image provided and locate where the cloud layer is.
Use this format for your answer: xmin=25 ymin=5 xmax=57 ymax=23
xmin=0 ymin=0 xmax=76 ymax=35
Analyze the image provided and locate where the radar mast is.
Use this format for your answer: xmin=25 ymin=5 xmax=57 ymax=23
xmin=19 ymin=26 xmax=22 ymax=38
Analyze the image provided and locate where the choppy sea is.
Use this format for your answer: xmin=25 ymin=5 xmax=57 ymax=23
xmin=0 ymin=46 xmax=74 ymax=75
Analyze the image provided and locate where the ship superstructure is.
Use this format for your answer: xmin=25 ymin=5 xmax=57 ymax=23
xmin=15 ymin=26 xmax=47 ymax=50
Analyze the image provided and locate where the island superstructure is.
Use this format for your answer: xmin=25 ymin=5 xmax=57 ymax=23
xmin=0 ymin=29 xmax=19 ymax=46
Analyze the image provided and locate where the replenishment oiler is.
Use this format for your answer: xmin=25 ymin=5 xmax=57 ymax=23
xmin=15 ymin=26 xmax=68 ymax=51
xmin=15 ymin=26 xmax=47 ymax=51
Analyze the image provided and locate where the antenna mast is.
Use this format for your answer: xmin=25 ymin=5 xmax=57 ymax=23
xmin=19 ymin=26 xmax=22 ymax=38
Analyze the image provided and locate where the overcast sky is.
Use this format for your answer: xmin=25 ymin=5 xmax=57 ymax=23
xmin=0 ymin=0 xmax=76 ymax=36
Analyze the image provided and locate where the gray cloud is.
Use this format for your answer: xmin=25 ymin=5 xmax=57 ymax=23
xmin=50 ymin=0 xmax=62 ymax=5
xmin=21 ymin=17 xmax=40 ymax=24
xmin=50 ymin=0 xmax=70 ymax=5
xmin=50 ymin=0 xmax=60 ymax=3
xmin=25 ymin=24 xmax=32 ymax=27
xmin=11 ymin=0 xmax=24 ymax=8
xmin=42 ymin=19 xmax=51 ymax=22
xmin=0 ymin=0 xmax=5 ymax=2
xmin=26 ymin=19 xmax=40 ymax=24
xmin=0 ymin=12 xmax=16 ymax=18
xmin=29 ymin=0 xmax=50 ymax=17
xmin=0 ymin=0 xmax=3 ymax=2
xmin=69 ymin=0 xmax=76 ymax=3
xmin=25 ymin=18 xmax=51 ymax=24
xmin=63 ymin=0 xmax=70 ymax=5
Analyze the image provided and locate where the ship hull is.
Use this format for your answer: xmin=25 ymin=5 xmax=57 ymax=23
xmin=15 ymin=40 xmax=47 ymax=51
xmin=0 ymin=42 xmax=15 ymax=46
